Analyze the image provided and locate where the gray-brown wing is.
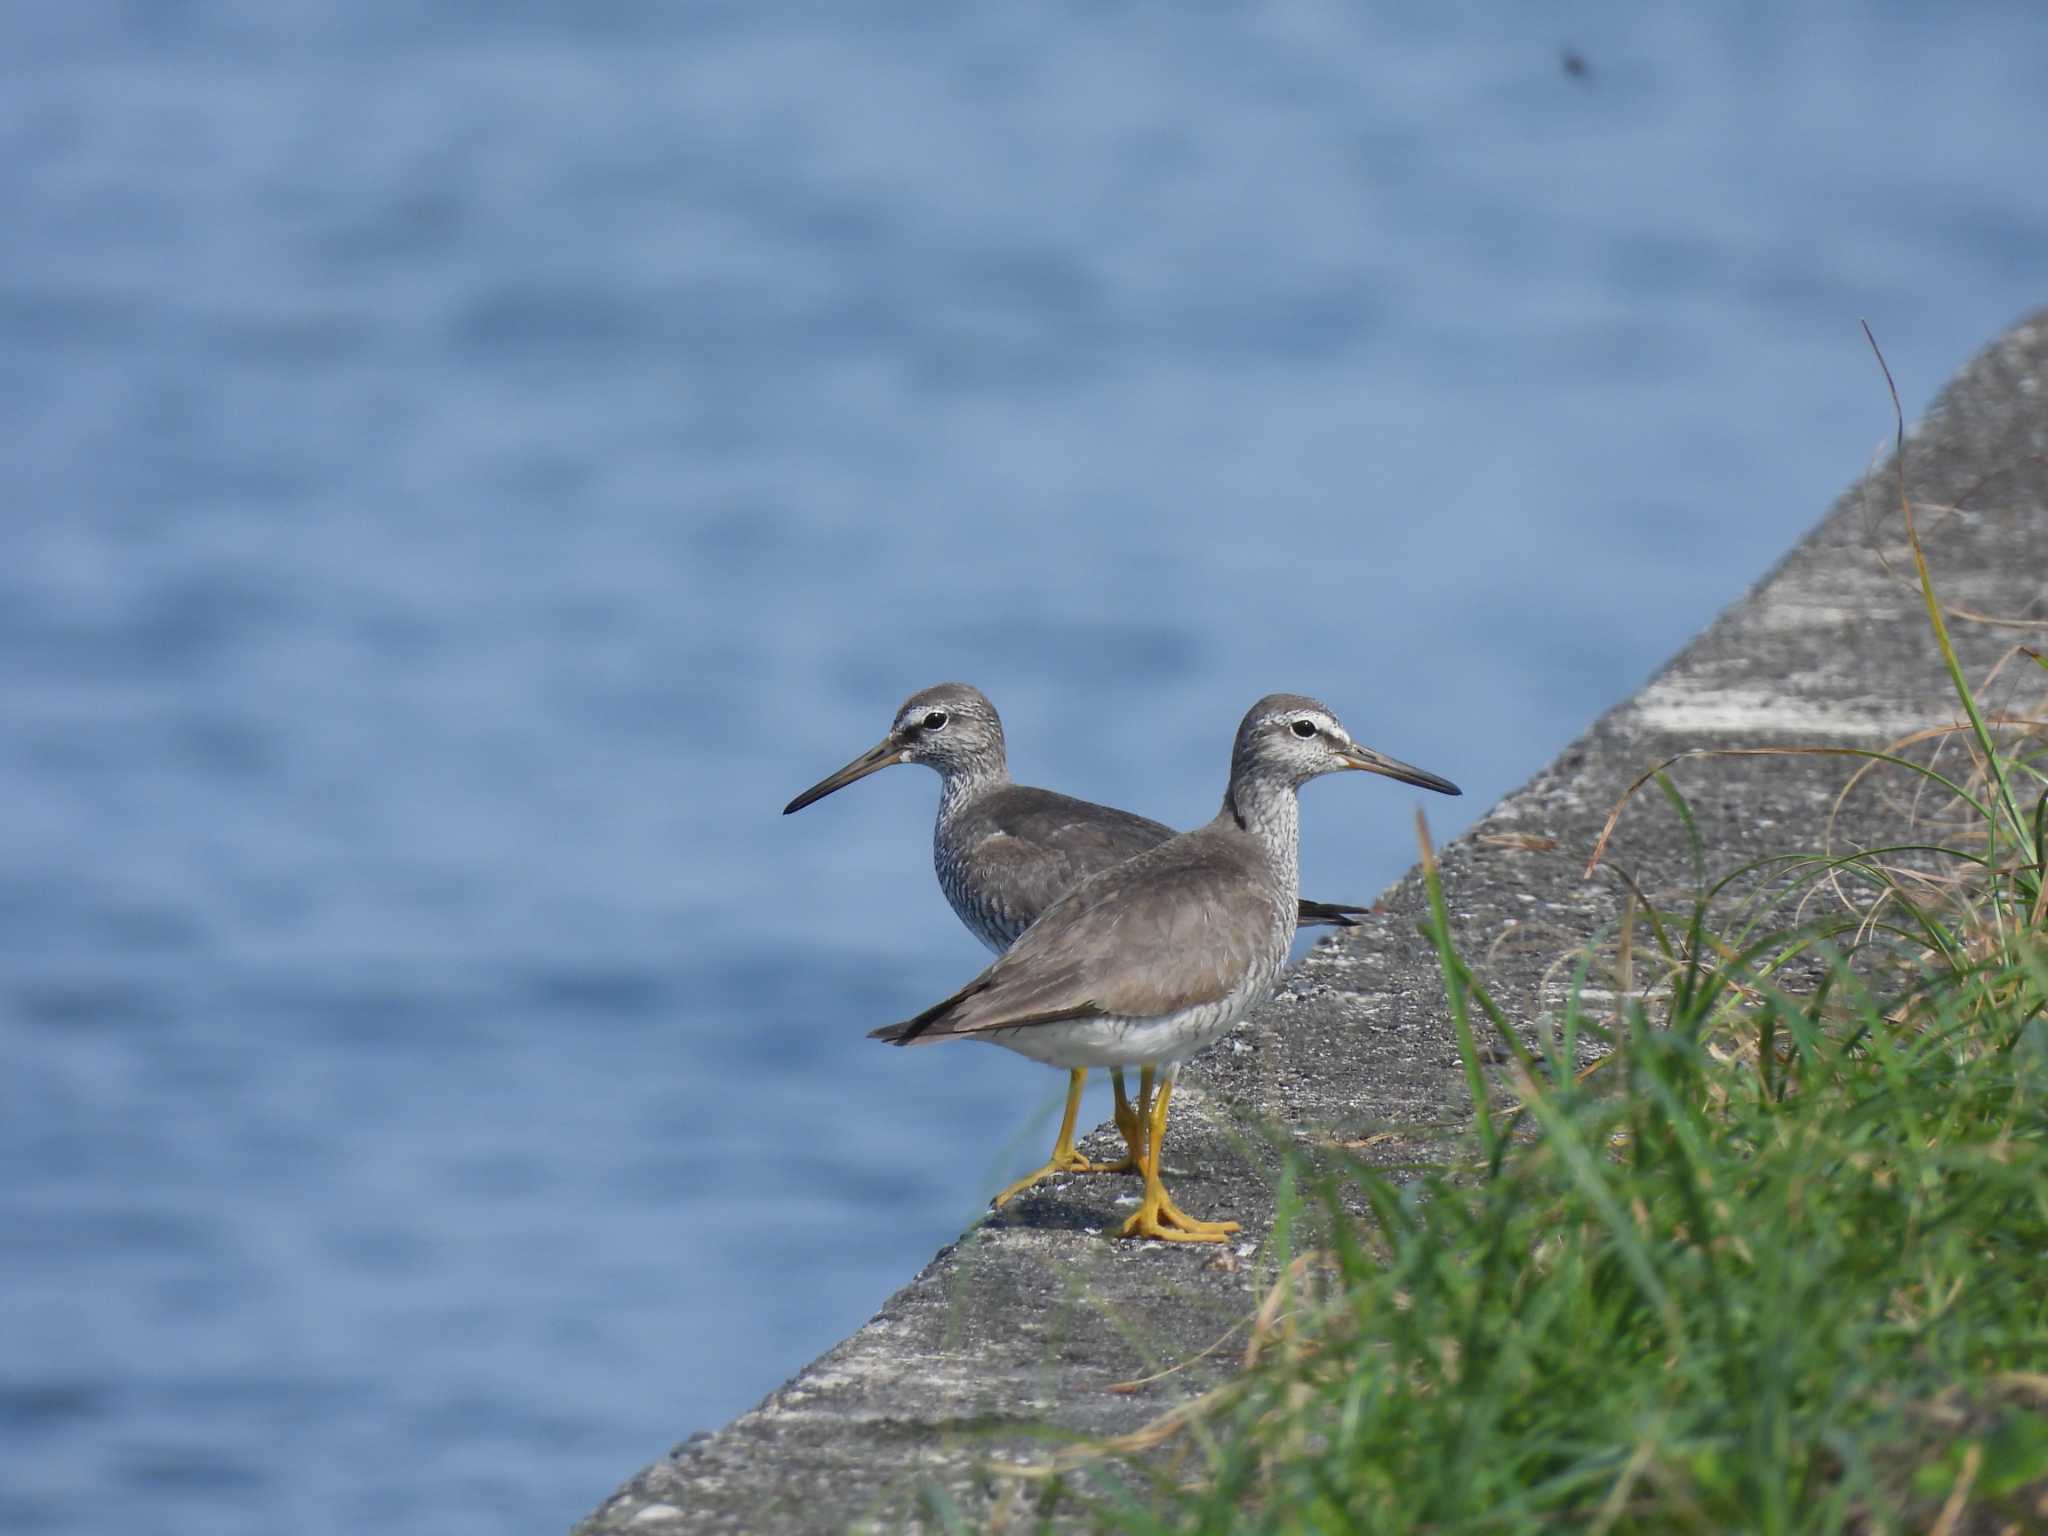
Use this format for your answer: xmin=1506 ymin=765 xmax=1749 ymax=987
xmin=875 ymin=826 xmax=1282 ymax=1044
xmin=963 ymin=785 xmax=1357 ymax=934
xmin=950 ymin=785 xmax=1175 ymax=936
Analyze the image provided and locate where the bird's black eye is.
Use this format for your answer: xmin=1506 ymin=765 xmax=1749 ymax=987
xmin=1291 ymin=719 xmax=1317 ymax=739
xmin=923 ymin=710 xmax=949 ymax=731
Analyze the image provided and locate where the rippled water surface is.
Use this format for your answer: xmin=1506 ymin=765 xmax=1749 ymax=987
xmin=5 ymin=4 xmax=2047 ymax=1531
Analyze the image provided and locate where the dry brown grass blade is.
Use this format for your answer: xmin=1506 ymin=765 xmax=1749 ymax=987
xmin=1809 ymin=710 xmax=2048 ymax=925
xmin=1106 ymin=1314 xmax=1251 ymax=1395
xmin=1937 ymin=604 xmax=2048 ymax=631
xmin=1094 ymin=1386 xmax=1235 ymax=1456
xmin=1864 ymin=510 xmax=2048 ymax=632
xmin=1867 ymin=323 xmax=2033 ymax=855
xmin=987 ymin=1380 xmax=1245 ymax=1480
xmin=1854 ymin=439 xmax=2047 ymax=638
xmin=1583 ymin=720 xmax=2048 ymax=880
xmin=1243 ymin=1251 xmax=1327 ymax=1370
xmin=1587 ymin=1432 xmax=1662 ymax=1536
xmin=1862 ymin=489 xmax=2048 ymax=633
xmin=1927 ymin=1441 xmax=1982 ymax=1536
xmin=1004 ymin=1252 xmax=1344 ymax=1481
xmin=1335 ymin=1131 xmax=1404 ymax=1150
xmin=1585 ymin=746 xmax=1900 ymax=877
xmin=1477 ymin=832 xmax=1562 ymax=853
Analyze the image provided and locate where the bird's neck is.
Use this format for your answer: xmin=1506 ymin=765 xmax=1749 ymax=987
xmin=934 ymin=757 xmax=1012 ymax=825
xmin=1221 ymin=774 xmax=1302 ymax=897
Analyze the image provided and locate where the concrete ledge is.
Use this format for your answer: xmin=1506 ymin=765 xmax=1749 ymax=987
xmin=576 ymin=309 xmax=2048 ymax=1534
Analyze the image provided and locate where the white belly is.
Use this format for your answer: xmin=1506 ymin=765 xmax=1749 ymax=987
xmin=976 ymin=980 xmax=1271 ymax=1071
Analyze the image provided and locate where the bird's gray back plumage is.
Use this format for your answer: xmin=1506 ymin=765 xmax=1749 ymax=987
xmin=888 ymin=815 xmax=1294 ymax=1042
xmin=935 ymin=782 xmax=1176 ymax=951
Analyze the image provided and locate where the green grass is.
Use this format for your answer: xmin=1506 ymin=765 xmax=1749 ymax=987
xmin=1058 ymin=360 xmax=2048 ymax=1533
xmin=1082 ymin=886 xmax=2048 ymax=1533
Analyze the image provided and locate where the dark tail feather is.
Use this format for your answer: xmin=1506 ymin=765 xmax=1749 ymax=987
xmin=1298 ymin=897 xmax=1370 ymax=929
xmin=868 ymin=975 xmax=993 ymax=1046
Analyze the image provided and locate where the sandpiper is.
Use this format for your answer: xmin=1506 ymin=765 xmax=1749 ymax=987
xmin=784 ymin=682 xmax=1371 ymax=1207
xmin=870 ymin=694 xmax=1460 ymax=1241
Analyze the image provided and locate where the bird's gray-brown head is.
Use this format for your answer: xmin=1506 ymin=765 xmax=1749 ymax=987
xmin=1228 ymin=693 xmax=1462 ymax=797
xmin=783 ymin=682 xmax=1008 ymax=815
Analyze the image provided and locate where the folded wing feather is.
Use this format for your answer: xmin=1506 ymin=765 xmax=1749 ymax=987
xmin=873 ymin=825 xmax=1281 ymax=1044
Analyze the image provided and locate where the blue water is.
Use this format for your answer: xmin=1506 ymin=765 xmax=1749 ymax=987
xmin=4 ymin=4 xmax=2045 ymax=1531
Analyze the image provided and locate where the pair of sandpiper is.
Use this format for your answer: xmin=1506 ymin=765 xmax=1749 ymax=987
xmin=784 ymin=685 xmax=1459 ymax=1242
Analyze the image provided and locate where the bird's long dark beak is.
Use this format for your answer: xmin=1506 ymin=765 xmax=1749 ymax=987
xmin=1340 ymin=742 xmax=1461 ymax=797
xmin=783 ymin=738 xmax=907 ymax=814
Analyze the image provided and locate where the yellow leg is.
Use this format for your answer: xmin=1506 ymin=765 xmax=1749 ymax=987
xmin=1118 ymin=1072 xmax=1241 ymax=1242
xmin=1046 ymin=1068 xmax=1101 ymax=1171
xmin=1109 ymin=1067 xmax=1149 ymax=1172
xmin=991 ymin=1069 xmax=1133 ymax=1210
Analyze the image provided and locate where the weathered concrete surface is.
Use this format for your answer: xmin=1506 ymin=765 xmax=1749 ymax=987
xmin=576 ymin=310 xmax=2048 ymax=1534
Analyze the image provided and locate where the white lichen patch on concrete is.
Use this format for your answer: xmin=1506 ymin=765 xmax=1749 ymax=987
xmin=1741 ymin=597 xmax=1904 ymax=632
xmin=1629 ymin=678 xmax=1937 ymax=739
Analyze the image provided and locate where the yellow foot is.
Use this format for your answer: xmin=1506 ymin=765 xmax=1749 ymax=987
xmin=990 ymin=1151 xmax=1134 ymax=1210
xmin=1156 ymin=1192 xmax=1240 ymax=1237
xmin=1118 ymin=1192 xmax=1242 ymax=1243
